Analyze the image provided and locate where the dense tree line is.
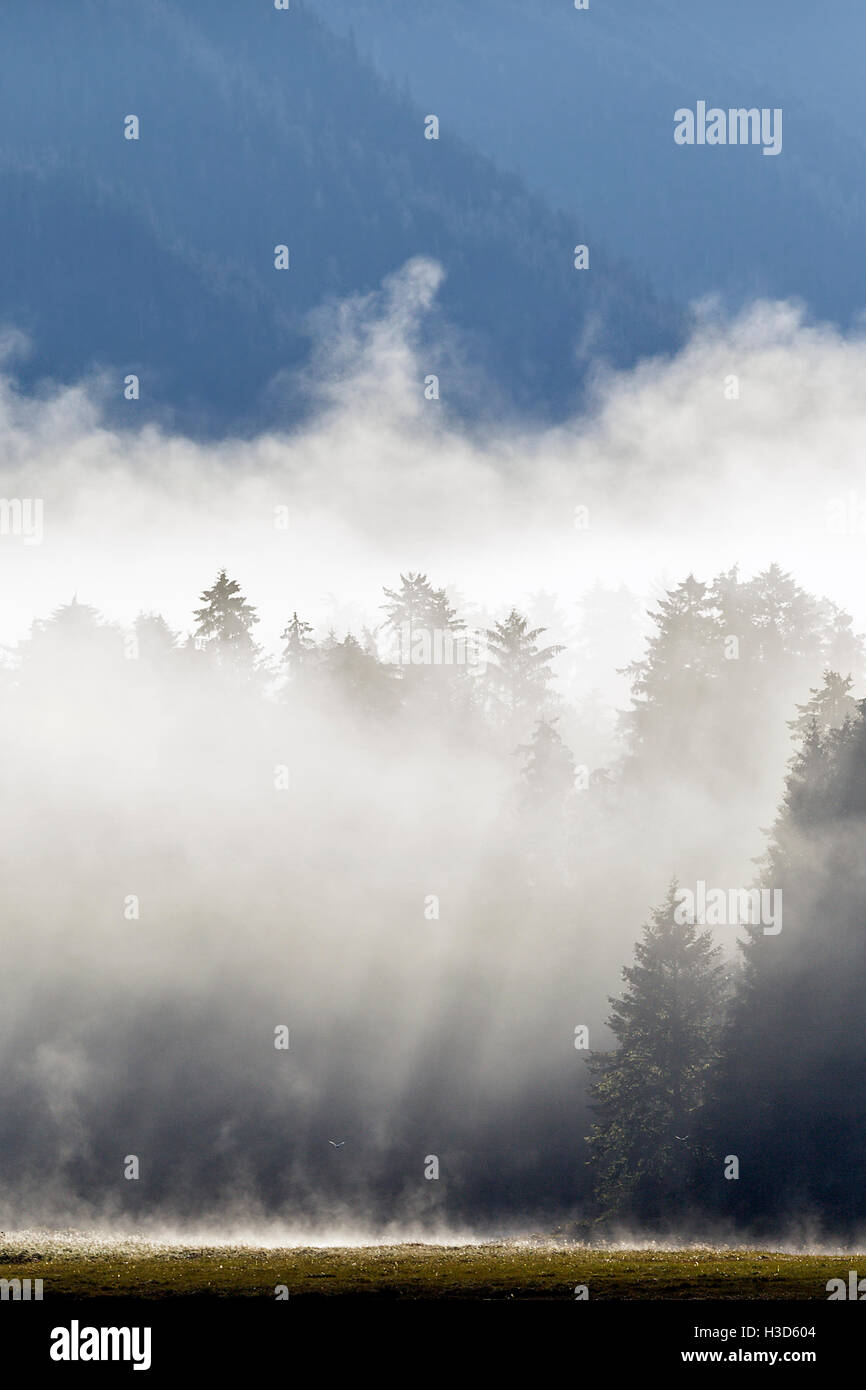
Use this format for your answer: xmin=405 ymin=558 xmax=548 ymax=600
xmin=3 ymin=561 xmax=864 ymax=1233
xmin=588 ymin=665 xmax=866 ymax=1236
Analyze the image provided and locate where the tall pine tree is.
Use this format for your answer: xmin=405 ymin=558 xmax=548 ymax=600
xmin=586 ymin=881 xmax=726 ymax=1224
xmin=193 ymin=569 xmax=260 ymax=673
xmin=486 ymin=609 xmax=562 ymax=731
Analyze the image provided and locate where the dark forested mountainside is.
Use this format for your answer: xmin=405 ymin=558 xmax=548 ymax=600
xmin=0 ymin=0 xmax=681 ymax=436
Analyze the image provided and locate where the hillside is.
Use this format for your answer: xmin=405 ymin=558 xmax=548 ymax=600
xmin=0 ymin=0 xmax=682 ymax=434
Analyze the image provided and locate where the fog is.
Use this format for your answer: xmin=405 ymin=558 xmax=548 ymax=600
xmin=1 ymin=260 xmax=865 ymax=1238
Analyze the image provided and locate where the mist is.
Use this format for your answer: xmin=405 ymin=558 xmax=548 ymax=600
xmin=1 ymin=260 xmax=865 ymax=1240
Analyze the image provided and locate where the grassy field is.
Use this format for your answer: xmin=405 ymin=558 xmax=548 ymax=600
xmin=0 ymin=1233 xmax=859 ymax=1299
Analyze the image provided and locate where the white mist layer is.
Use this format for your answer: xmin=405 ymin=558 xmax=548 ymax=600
xmin=0 ymin=262 xmax=864 ymax=647
xmin=0 ymin=261 xmax=864 ymax=1239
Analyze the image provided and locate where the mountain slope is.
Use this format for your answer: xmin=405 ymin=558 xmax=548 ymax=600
xmin=315 ymin=0 xmax=866 ymax=326
xmin=0 ymin=0 xmax=682 ymax=435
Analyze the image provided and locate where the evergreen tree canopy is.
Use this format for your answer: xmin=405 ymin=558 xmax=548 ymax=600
xmin=193 ymin=569 xmax=260 ymax=670
xmin=519 ymin=717 xmax=575 ymax=808
xmin=280 ymin=612 xmax=317 ymax=679
xmin=788 ymin=670 xmax=857 ymax=743
xmin=486 ymin=609 xmax=563 ymax=726
xmin=586 ymin=882 xmax=726 ymax=1223
xmin=620 ymin=566 xmax=862 ymax=787
xmin=701 ymin=700 xmax=866 ymax=1233
xmin=381 ymin=572 xmax=463 ymax=661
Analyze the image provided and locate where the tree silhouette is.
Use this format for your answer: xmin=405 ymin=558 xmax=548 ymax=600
xmin=519 ymin=717 xmax=575 ymax=809
xmin=619 ymin=575 xmax=718 ymax=772
xmin=701 ymin=701 xmax=866 ymax=1233
xmin=314 ymin=632 xmax=396 ymax=716
xmin=280 ymin=612 xmax=317 ymax=681
xmin=586 ymin=881 xmax=726 ymax=1224
xmin=788 ymin=670 xmax=857 ymax=742
xmin=133 ymin=612 xmax=179 ymax=666
xmin=381 ymin=572 xmax=463 ymax=666
xmin=193 ymin=569 xmax=260 ymax=671
xmin=486 ymin=609 xmax=562 ymax=728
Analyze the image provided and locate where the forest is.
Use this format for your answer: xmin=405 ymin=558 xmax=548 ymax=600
xmin=1 ymin=559 xmax=862 ymax=1239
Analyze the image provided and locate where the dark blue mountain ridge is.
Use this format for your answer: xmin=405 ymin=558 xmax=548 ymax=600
xmin=0 ymin=0 xmax=683 ymax=437
xmin=314 ymin=0 xmax=866 ymax=328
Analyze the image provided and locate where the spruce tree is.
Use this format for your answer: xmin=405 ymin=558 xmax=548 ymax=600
xmin=519 ymin=717 xmax=575 ymax=809
xmin=193 ymin=569 xmax=260 ymax=670
xmin=586 ymin=882 xmax=726 ymax=1223
xmin=280 ymin=612 xmax=317 ymax=680
xmin=700 ymin=703 xmax=866 ymax=1233
xmin=619 ymin=575 xmax=719 ymax=772
xmin=21 ymin=596 xmax=124 ymax=683
xmin=486 ymin=609 xmax=562 ymax=728
xmin=788 ymin=670 xmax=857 ymax=742
xmin=315 ymin=632 xmax=395 ymax=716
xmin=381 ymin=572 xmax=463 ymax=665
xmin=133 ymin=612 xmax=179 ymax=666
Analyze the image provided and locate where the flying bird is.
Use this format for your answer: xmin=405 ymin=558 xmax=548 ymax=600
xmin=329 ymin=1140 xmax=345 ymax=1148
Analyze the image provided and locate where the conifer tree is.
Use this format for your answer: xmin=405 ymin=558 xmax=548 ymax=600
xmin=700 ymin=704 xmax=866 ymax=1231
xmin=519 ymin=717 xmax=575 ymax=809
xmin=133 ymin=612 xmax=179 ymax=665
xmin=21 ymin=596 xmax=124 ymax=681
xmin=315 ymin=632 xmax=395 ymax=716
xmin=747 ymin=563 xmax=823 ymax=669
xmin=619 ymin=575 xmax=719 ymax=769
xmin=788 ymin=670 xmax=857 ymax=742
xmin=486 ymin=609 xmax=563 ymax=726
xmin=280 ymin=612 xmax=317 ymax=679
xmin=586 ymin=882 xmax=726 ymax=1222
xmin=193 ymin=569 xmax=260 ymax=670
xmin=381 ymin=572 xmax=463 ymax=665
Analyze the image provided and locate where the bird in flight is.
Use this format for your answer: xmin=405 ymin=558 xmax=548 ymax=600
xmin=329 ymin=1140 xmax=345 ymax=1148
